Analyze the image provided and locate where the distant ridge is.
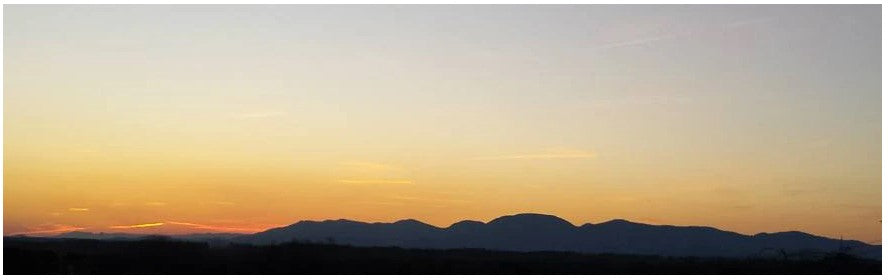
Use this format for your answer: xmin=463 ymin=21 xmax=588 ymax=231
xmin=52 ymin=231 xmax=244 ymax=242
xmin=40 ymin=213 xmax=881 ymax=260
xmin=236 ymin=213 xmax=881 ymax=259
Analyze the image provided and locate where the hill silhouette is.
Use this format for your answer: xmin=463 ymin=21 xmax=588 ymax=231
xmin=33 ymin=213 xmax=880 ymax=260
xmin=232 ymin=213 xmax=880 ymax=260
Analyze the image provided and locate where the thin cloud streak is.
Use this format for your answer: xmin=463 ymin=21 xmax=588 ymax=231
xmin=68 ymin=208 xmax=90 ymax=212
xmin=167 ymin=221 xmax=265 ymax=233
xmin=8 ymin=224 xmax=85 ymax=236
xmin=109 ymin=222 xmax=165 ymax=229
xmin=209 ymin=201 xmax=236 ymax=206
xmin=104 ymin=221 xmax=269 ymax=233
xmin=337 ymin=179 xmax=415 ymax=185
xmin=389 ymin=196 xmax=472 ymax=204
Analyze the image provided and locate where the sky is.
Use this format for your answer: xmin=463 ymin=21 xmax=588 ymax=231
xmin=3 ymin=5 xmax=881 ymax=243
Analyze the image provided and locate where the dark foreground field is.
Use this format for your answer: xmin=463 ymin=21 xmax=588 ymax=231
xmin=4 ymin=237 xmax=880 ymax=274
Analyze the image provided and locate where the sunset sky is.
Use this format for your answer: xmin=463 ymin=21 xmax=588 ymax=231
xmin=3 ymin=5 xmax=881 ymax=243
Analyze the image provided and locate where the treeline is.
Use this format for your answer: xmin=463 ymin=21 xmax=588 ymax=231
xmin=4 ymin=237 xmax=880 ymax=274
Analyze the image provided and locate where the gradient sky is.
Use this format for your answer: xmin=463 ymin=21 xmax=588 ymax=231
xmin=3 ymin=5 xmax=881 ymax=243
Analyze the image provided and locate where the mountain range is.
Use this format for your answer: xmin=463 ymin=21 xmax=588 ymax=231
xmin=48 ymin=213 xmax=881 ymax=260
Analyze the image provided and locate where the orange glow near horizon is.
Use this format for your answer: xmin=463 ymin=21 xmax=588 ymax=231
xmin=3 ymin=5 xmax=881 ymax=244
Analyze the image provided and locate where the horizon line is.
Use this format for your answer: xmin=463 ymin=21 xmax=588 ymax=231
xmin=5 ymin=213 xmax=881 ymax=245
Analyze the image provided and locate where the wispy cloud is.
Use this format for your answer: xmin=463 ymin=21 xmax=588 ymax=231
xmin=105 ymin=221 xmax=267 ymax=233
xmin=208 ymin=201 xmax=236 ymax=206
xmin=337 ymin=179 xmax=415 ymax=185
xmin=167 ymin=221 xmax=264 ymax=233
xmin=232 ymin=111 xmax=287 ymax=120
xmin=144 ymin=202 xmax=167 ymax=207
xmin=68 ymin=208 xmax=90 ymax=212
xmin=8 ymin=224 xmax=85 ymax=236
xmin=470 ymin=149 xmax=596 ymax=161
xmin=109 ymin=222 xmax=165 ymax=229
xmin=389 ymin=196 xmax=472 ymax=204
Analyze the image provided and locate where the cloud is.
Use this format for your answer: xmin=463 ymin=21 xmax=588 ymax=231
xmin=166 ymin=221 xmax=265 ymax=233
xmin=8 ymin=224 xmax=85 ymax=236
xmin=232 ymin=111 xmax=287 ymax=120
xmin=144 ymin=202 xmax=167 ymax=207
xmin=109 ymin=222 xmax=165 ymax=229
xmin=389 ymin=196 xmax=472 ymax=204
xmin=337 ymin=179 xmax=415 ymax=185
xmin=68 ymin=208 xmax=90 ymax=212
xmin=208 ymin=201 xmax=236 ymax=206
xmin=470 ymin=149 xmax=596 ymax=161
xmin=105 ymin=221 xmax=267 ymax=233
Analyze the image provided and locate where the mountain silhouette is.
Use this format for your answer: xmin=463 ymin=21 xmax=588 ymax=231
xmin=45 ymin=213 xmax=880 ymax=260
xmin=233 ymin=213 xmax=881 ymax=259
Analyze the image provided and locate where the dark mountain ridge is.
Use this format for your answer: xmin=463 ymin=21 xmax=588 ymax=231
xmin=236 ymin=213 xmax=881 ymax=259
xmin=39 ymin=213 xmax=880 ymax=260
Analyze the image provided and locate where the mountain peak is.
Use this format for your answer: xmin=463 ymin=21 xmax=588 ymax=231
xmin=393 ymin=218 xmax=423 ymax=224
xmin=759 ymin=231 xmax=819 ymax=239
xmin=392 ymin=219 xmax=437 ymax=228
xmin=596 ymin=219 xmax=643 ymax=226
xmin=488 ymin=213 xmax=575 ymax=228
xmin=449 ymin=220 xmax=484 ymax=228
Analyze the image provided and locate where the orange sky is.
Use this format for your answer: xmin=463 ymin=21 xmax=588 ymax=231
xmin=3 ymin=5 xmax=881 ymax=244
